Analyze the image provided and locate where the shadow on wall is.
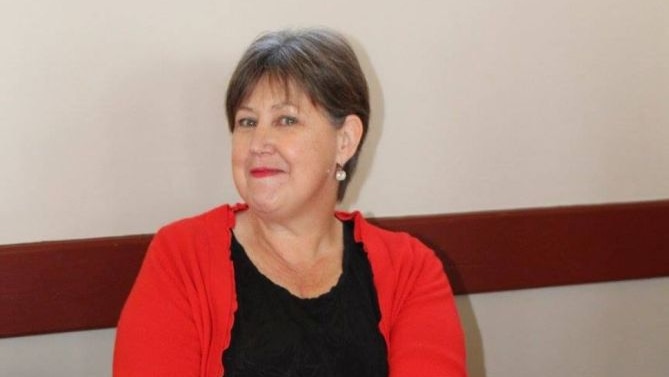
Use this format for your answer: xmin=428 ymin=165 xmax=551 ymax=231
xmin=433 ymin=243 xmax=487 ymax=377
xmin=456 ymin=295 xmax=486 ymax=377
xmin=340 ymin=35 xmax=384 ymax=211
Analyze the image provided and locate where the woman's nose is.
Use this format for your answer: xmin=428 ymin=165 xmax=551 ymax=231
xmin=249 ymin=122 xmax=275 ymax=154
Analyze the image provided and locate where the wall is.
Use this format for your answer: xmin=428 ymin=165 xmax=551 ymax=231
xmin=1 ymin=1 xmax=668 ymax=376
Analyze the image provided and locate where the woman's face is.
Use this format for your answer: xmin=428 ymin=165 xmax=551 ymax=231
xmin=231 ymin=77 xmax=359 ymax=220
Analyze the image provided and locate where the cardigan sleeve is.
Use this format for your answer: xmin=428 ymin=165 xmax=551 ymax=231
xmin=113 ymin=226 xmax=204 ymax=377
xmin=387 ymin=238 xmax=467 ymax=377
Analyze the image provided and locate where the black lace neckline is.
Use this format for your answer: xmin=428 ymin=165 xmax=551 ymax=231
xmin=222 ymin=220 xmax=388 ymax=377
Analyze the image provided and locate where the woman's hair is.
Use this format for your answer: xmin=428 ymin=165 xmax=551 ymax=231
xmin=225 ymin=28 xmax=370 ymax=201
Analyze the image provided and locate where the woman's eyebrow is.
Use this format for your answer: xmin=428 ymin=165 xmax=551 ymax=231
xmin=237 ymin=102 xmax=300 ymax=113
xmin=271 ymin=101 xmax=299 ymax=111
xmin=237 ymin=105 xmax=254 ymax=113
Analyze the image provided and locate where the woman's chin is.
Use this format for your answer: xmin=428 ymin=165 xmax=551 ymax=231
xmin=246 ymin=194 xmax=283 ymax=216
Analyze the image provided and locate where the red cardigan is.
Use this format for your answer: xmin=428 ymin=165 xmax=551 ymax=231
xmin=114 ymin=204 xmax=466 ymax=377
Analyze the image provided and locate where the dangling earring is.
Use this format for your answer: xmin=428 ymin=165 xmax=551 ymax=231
xmin=335 ymin=163 xmax=347 ymax=181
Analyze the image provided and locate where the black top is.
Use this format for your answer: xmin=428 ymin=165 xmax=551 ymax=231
xmin=222 ymin=221 xmax=388 ymax=377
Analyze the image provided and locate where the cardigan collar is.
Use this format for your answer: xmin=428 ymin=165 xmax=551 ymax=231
xmin=225 ymin=202 xmax=366 ymax=243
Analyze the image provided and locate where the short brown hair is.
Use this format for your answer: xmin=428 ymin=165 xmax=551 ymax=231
xmin=225 ymin=28 xmax=370 ymax=201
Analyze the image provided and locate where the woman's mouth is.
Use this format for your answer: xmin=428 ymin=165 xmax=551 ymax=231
xmin=249 ymin=168 xmax=283 ymax=178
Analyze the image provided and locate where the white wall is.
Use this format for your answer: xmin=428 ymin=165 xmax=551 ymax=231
xmin=2 ymin=1 xmax=668 ymax=376
xmin=459 ymin=277 xmax=669 ymax=377
xmin=0 ymin=329 xmax=115 ymax=377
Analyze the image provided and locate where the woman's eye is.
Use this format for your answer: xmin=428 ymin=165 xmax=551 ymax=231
xmin=279 ymin=116 xmax=297 ymax=126
xmin=236 ymin=118 xmax=257 ymax=128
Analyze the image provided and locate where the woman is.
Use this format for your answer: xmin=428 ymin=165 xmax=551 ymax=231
xmin=114 ymin=28 xmax=466 ymax=377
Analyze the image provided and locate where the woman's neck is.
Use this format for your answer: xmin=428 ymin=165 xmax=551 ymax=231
xmin=235 ymin=209 xmax=343 ymax=264
xmin=238 ymin=209 xmax=341 ymax=265
xmin=234 ymin=209 xmax=345 ymax=298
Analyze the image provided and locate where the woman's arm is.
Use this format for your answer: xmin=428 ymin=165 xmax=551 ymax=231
xmin=113 ymin=229 xmax=203 ymax=377
xmin=387 ymin=241 xmax=467 ymax=377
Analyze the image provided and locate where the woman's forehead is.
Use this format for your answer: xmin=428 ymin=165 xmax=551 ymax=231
xmin=241 ymin=75 xmax=315 ymax=109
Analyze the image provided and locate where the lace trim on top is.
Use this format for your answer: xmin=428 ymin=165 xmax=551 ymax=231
xmin=222 ymin=220 xmax=388 ymax=377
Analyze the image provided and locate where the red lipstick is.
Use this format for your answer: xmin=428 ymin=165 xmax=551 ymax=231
xmin=250 ymin=168 xmax=283 ymax=178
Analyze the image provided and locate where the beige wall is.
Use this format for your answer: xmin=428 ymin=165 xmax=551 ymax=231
xmin=1 ymin=1 xmax=668 ymax=376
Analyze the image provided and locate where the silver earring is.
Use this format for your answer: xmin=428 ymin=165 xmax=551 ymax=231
xmin=335 ymin=164 xmax=347 ymax=181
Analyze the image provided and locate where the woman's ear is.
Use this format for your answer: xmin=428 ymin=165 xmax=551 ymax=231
xmin=336 ymin=115 xmax=364 ymax=164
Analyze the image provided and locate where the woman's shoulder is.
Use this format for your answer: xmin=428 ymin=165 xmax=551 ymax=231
xmin=144 ymin=203 xmax=245 ymax=266
xmin=156 ymin=203 xmax=245 ymax=239
xmin=347 ymin=211 xmax=452 ymax=337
